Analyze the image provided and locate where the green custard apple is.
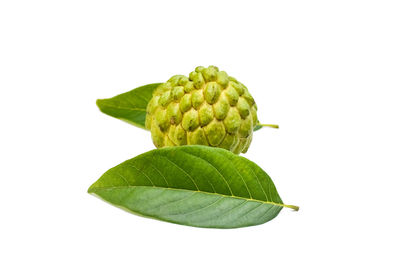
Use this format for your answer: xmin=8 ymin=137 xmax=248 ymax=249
xmin=145 ymin=66 xmax=258 ymax=154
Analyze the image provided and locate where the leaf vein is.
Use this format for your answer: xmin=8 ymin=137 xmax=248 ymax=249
xmin=127 ymin=163 xmax=155 ymax=186
xmin=160 ymin=155 xmax=200 ymax=191
xmin=179 ymin=151 xmax=233 ymax=195
xmin=90 ymin=185 xmax=286 ymax=208
xmin=248 ymin=166 xmax=269 ymax=201
xmin=148 ymin=159 xmax=170 ymax=187
xmin=115 ymin=172 xmax=130 ymax=186
xmin=168 ymin=196 xmax=224 ymax=216
xmin=99 ymin=103 xmax=146 ymax=111
xmin=147 ymin=191 xmax=197 ymax=213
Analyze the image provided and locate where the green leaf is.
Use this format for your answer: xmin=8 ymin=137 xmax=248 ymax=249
xmin=253 ymin=124 xmax=263 ymax=131
xmin=88 ymin=146 xmax=298 ymax=228
xmin=96 ymin=83 xmax=161 ymax=130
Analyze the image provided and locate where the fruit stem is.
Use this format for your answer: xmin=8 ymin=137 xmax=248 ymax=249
xmin=258 ymin=123 xmax=279 ymax=129
xmin=283 ymin=204 xmax=300 ymax=211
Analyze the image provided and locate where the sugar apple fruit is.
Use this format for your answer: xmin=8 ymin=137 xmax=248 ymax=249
xmin=145 ymin=66 xmax=258 ymax=154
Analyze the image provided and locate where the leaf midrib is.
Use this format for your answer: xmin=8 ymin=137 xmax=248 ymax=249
xmin=98 ymin=102 xmax=147 ymax=112
xmin=88 ymin=184 xmax=287 ymax=209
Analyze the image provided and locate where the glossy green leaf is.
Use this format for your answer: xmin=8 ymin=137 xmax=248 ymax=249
xmin=96 ymin=83 xmax=161 ymax=129
xmin=88 ymin=145 xmax=298 ymax=228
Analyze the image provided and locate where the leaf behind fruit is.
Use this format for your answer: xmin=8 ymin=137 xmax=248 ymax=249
xmin=96 ymin=83 xmax=161 ymax=129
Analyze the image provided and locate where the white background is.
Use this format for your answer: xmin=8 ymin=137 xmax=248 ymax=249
xmin=1 ymin=0 xmax=399 ymax=266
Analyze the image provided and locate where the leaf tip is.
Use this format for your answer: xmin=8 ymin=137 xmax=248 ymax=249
xmin=87 ymin=183 xmax=97 ymax=194
xmin=96 ymin=98 xmax=104 ymax=109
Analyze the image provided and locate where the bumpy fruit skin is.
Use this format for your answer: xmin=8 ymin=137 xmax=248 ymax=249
xmin=145 ymin=66 xmax=258 ymax=154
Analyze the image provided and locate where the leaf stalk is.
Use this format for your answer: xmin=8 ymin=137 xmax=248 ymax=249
xmin=258 ymin=123 xmax=279 ymax=129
